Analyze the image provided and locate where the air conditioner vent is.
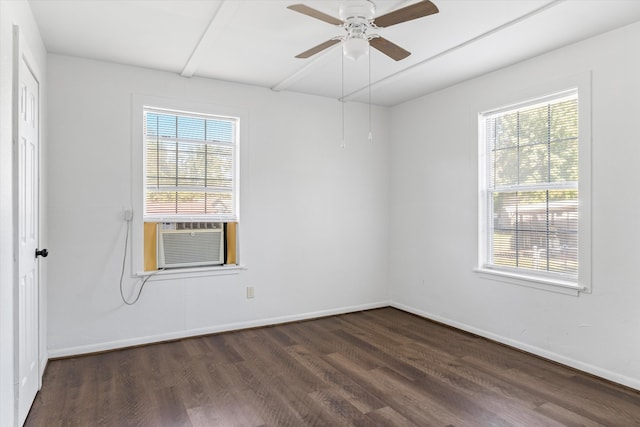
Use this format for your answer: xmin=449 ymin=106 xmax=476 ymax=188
xmin=158 ymin=226 xmax=224 ymax=268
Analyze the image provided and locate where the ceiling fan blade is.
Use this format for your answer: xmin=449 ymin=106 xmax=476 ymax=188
xmin=374 ymin=0 xmax=439 ymax=28
xmin=295 ymin=39 xmax=342 ymax=59
xmin=369 ymin=37 xmax=411 ymax=61
xmin=287 ymin=4 xmax=343 ymax=26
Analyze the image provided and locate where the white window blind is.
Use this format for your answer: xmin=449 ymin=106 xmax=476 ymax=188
xmin=143 ymin=107 xmax=238 ymax=222
xmin=482 ymin=90 xmax=579 ymax=280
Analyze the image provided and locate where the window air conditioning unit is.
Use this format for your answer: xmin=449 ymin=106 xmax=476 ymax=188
xmin=157 ymin=224 xmax=224 ymax=268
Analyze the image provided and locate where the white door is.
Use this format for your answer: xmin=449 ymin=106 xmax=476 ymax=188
xmin=17 ymin=52 xmax=41 ymax=426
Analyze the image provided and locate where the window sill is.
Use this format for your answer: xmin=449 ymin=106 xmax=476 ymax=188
xmin=474 ymin=267 xmax=585 ymax=296
xmin=135 ymin=264 xmax=247 ymax=281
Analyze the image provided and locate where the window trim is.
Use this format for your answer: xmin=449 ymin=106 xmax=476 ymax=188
xmin=131 ymin=94 xmax=248 ymax=278
xmin=133 ymin=264 xmax=247 ymax=280
xmin=476 ymin=71 xmax=592 ymax=294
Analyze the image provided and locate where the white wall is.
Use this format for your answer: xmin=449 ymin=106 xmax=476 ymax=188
xmin=389 ymin=21 xmax=640 ymax=390
xmin=46 ymin=55 xmax=390 ymax=356
xmin=0 ymin=1 xmax=47 ymax=425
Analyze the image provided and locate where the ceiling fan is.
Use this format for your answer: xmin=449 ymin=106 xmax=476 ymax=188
xmin=287 ymin=0 xmax=439 ymax=61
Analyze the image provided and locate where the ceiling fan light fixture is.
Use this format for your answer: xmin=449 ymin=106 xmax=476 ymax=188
xmin=343 ymin=35 xmax=369 ymax=61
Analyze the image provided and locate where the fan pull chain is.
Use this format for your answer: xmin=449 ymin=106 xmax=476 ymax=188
xmin=341 ymin=51 xmax=346 ymax=149
xmin=368 ymin=45 xmax=373 ymax=142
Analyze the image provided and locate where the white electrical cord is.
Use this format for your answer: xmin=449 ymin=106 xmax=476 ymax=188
xmin=119 ymin=216 xmax=163 ymax=305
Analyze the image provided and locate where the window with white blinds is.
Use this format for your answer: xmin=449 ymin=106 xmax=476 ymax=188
xmin=480 ymin=90 xmax=579 ymax=282
xmin=143 ymin=107 xmax=238 ymax=222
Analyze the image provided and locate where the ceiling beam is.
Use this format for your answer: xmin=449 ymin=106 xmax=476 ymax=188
xmin=341 ymin=0 xmax=565 ymax=102
xmin=181 ymin=0 xmax=241 ymax=78
xmin=271 ymin=44 xmax=341 ymax=92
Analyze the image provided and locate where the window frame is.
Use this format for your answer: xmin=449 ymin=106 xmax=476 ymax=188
xmin=476 ymin=72 xmax=592 ymax=295
xmin=131 ymin=95 xmax=248 ymax=278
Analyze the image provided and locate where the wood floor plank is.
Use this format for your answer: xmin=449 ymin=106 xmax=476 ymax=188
xmin=283 ymin=320 xmax=367 ymax=360
xmin=535 ymin=401 xmax=608 ymax=427
xmin=220 ymin=334 xmax=340 ymax=425
xmin=364 ymin=406 xmax=419 ymax=427
xmin=284 ymin=344 xmax=387 ymax=414
xmin=307 ymin=387 xmax=372 ymax=426
xmin=25 ymin=308 xmax=640 ymax=426
xmin=464 ymin=354 xmax=640 ymax=426
xmin=324 ymin=352 xmax=470 ymax=426
xmin=372 ymin=340 xmax=565 ymax=426
xmin=331 ymin=328 xmax=426 ymax=381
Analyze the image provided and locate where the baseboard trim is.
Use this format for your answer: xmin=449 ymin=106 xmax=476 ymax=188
xmin=390 ymin=301 xmax=640 ymax=392
xmin=47 ymin=300 xmax=640 ymax=392
xmin=48 ymin=301 xmax=390 ymax=359
xmin=39 ymin=354 xmax=48 ymax=389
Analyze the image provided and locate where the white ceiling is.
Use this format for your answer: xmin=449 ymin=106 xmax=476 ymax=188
xmin=29 ymin=0 xmax=640 ymax=106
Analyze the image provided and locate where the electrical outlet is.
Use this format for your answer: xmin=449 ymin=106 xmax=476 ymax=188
xmin=246 ymin=286 xmax=255 ymax=299
xmin=122 ymin=208 xmax=133 ymax=221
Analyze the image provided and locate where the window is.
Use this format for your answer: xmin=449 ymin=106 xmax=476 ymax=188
xmin=143 ymin=107 xmax=238 ymax=222
xmin=478 ymin=86 xmax=590 ymax=293
xmin=132 ymin=103 xmax=241 ymax=273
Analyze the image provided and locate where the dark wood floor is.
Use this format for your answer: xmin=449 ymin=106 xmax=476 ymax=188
xmin=26 ymin=308 xmax=640 ymax=426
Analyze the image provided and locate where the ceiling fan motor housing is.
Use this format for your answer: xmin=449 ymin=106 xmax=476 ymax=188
xmin=340 ymin=0 xmax=376 ymax=48
xmin=339 ymin=0 xmax=376 ymax=23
